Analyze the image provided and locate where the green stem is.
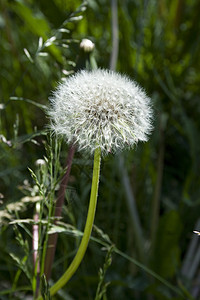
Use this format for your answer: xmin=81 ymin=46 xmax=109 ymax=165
xmin=38 ymin=147 xmax=101 ymax=298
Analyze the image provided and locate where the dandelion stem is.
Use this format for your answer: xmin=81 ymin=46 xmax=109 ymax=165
xmin=38 ymin=147 xmax=101 ymax=298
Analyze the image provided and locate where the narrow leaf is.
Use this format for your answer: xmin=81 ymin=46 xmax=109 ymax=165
xmin=24 ymin=48 xmax=34 ymax=63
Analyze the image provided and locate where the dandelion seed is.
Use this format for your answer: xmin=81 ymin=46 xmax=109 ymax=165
xmin=48 ymin=69 xmax=153 ymax=155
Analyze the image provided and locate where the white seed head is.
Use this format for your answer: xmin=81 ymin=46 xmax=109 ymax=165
xmin=35 ymin=159 xmax=46 ymax=166
xmin=80 ymin=39 xmax=95 ymax=52
xmin=0 ymin=103 xmax=5 ymax=110
xmin=48 ymin=69 xmax=153 ymax=155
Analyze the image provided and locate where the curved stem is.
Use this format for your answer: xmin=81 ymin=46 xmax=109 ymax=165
xmin=38 ymin=147 xmax=101 ymax=298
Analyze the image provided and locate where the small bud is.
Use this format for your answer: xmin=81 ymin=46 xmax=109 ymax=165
xmin=35 ymin=159 xmax=46 ymax=166
xmin=80 ymin=39 xmax=95 ymax=52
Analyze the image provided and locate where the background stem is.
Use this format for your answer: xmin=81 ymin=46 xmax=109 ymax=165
xmin=44 ymin=144 xmax=76 ymax=280
xmin=150 ymin=115 xmax=165 ymax=251
xmin=110 ymin=0 xmax=119 ymax=71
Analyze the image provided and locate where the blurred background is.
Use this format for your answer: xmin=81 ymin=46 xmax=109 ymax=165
xmin=1 ymin=0 xmax=200 ymax=299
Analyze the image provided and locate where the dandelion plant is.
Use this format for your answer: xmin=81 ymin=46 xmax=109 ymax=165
xmin=43 ymin=69 xmax=153 ymax=297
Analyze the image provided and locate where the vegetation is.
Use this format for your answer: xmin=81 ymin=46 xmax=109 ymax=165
xmin=1 ymin=0 xmax=200 ymax=299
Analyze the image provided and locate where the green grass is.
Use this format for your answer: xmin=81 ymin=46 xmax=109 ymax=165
xmin=1 ymin=0 xmax=200 ymax=299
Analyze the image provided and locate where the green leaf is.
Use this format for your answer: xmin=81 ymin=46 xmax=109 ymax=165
xmin=23 ymin=48 xmax=34 ymax=63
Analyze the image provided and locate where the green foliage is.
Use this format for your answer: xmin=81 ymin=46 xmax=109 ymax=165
xmin=95 ymin=246 xmax=114 ymax=300
xmin=152 ymin=211 xmax=182 ymax=278
xmin=40 ymin=274 xmax=50 ymax=300
xmin=0 ymin=0 xmax=200 ymax=299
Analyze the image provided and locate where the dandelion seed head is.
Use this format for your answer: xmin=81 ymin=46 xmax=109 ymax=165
xmin=48 ymin=69 xmax=153 ymax=155
xmin=0 ymin=104 xmax=5 ymax=110
xmin=80 ymin=39 xmax=95 ymax=52
xmin=35 ymin=159 xmax=46 ymax=166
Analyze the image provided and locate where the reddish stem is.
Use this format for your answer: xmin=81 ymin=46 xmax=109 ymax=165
xmin=44 ymin=145 xmax=76 ymax=281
